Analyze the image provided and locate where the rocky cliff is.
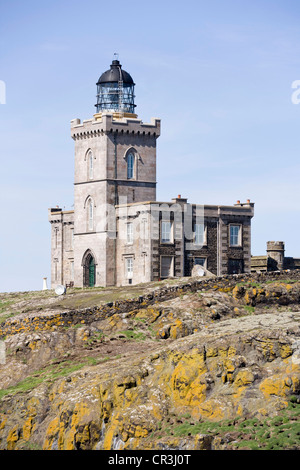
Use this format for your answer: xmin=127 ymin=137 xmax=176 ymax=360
xmin=0 ymin=271 xmax=300 ymax=450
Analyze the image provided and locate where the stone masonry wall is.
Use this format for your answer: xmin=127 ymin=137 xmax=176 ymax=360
xmin=2 ymin=269 xmax=300 ymax=340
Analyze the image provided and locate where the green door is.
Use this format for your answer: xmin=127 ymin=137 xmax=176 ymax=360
xmin=88 ymin=257 xmax=95 ymax=287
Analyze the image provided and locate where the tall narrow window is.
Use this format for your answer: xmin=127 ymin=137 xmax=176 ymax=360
xmin=127 ymin=222 xmax=133 ymax=244
xmin=161 ymin=221 xmax=172 ymax=243
xmin=54 ymin=259 xmax=58 ymax=281
xmin=70 ymin=261 xmax=74 ymax=280
xmin=127 ymin=152 xmax=134 ymax=179
xmin=161 ymin=256 xmax=174 ymax=278
xmin=54 ymin=227 xmax=58 ymax=248
xmin=230 ymin=224 xmax=241 ymax=246
xmin=88 ymin=200 xmax=93 ymax=231
xmin=126 ymin=257 xmax=133 ymax=279
xmin=88 ymin=151 xmax=93 ymax=179
xmin=70 ymin=228 xmax=74 ymax=249
xmin=194 ymin=223 xmax=205 ymax=245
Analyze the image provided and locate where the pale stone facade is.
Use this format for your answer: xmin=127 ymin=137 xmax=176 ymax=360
xmin=48 ymin=61 xmax=254 ymax=289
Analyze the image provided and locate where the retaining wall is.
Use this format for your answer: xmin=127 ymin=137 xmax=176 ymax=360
xmin=1 ymin=269 xmax=300 ymax=339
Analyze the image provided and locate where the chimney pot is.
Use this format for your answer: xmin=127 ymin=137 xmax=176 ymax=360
xmin=178 ymin=194 xmax=181 ymax=199
xmin=237 ymin=200 xmax=240 ymax=204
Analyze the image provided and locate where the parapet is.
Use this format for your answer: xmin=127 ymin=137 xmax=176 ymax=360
xmin=267 ymin=241 xmax=285 ymax=252
xmin=71 ymin=113 xmax=161 ymax=140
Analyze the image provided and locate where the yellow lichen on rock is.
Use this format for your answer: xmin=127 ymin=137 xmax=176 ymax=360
xmin=7 ymin=425 xmax=20 ymax=450
xmin=259 ymin=374 xmax=290 ymax=398
xmin=234 ymin=369 xmax=255 ymax=387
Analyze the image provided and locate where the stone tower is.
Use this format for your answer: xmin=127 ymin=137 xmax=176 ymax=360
xmin=71 ymin=58 xmax=161 ymax=287
xmin=266 ymin=241 xmax=285 ymax=270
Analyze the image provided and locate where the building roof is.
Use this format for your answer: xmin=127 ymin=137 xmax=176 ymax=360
xmin=97 ymin=60 xmax=135 ymax=85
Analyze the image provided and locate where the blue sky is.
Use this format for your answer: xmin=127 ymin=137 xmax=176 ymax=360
xmin=1 ymin=0 xmax=300 ymax=292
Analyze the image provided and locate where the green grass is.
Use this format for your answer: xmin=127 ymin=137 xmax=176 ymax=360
xmin=119 ymin=329 xmax=147 ymax=341
xmin=149 ymin=400 xmax=300 ymax=450
xmin=0 ymin=355 xmax=108 ymax=400
xmin=0 ymin=300 xmax=15 ymax=324
xmin=265 ymin=279 xmax=298 ymax=285
xmin=243 ymin=305 xmax=255 ymax=314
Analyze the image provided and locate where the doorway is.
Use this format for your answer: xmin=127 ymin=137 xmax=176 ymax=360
xmin=83 ymin=251 xmax=96 ymax=287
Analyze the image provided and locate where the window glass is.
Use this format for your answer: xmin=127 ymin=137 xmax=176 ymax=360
xmin=127 ymin=152 xmax=134 ymax=179
xmin=194 ymin=224 xmax=205 ymax=245
xmin=89 ymin=151 xmax=93 ymax=179
xmin=161 ymin=256 xmax=173 ymax=278
xmin=194 ymin=257 xmax=206 ymax=267
xmin=161 ymin=221 xmax=172 ymax=243
xmin=127 ymin=222 xmax=133 ymax=243
xmin=71 ymin=228 xmax=74 ymax=249
xmin=88 ymin=200 xmax=93 ymax=230
xmin=126 ymin=258 xmax=133 ymax=278
xmin=230 ymin=225 xmax=240 ymax=246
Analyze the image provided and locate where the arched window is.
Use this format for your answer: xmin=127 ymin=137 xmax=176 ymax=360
xmin=88 ymin=150 xmax=93 ymax=179
xmin=88 ymin=198 xmax=94 ymax=231
xmin=127 ymin=152 xmax=134 ymax=179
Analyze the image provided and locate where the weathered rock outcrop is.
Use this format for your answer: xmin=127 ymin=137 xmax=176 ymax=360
xmin=0 ymin=273 xmax=300 ymax=450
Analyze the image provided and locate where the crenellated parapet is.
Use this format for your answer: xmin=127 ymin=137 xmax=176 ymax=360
xmin=71 ymin=113 xmax=161 ymax=141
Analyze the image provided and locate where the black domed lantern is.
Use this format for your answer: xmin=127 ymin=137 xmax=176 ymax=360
xmin=95 ymin=57 xmax=136 ymax=116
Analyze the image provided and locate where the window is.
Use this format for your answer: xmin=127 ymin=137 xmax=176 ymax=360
xmin=194 ymin=223 xmax=205 ymax=245
xmin=141 ymin=218 xmax=148 ymax=241
xmin=127 ymin=152 xmax=134 ymax=179
xmin=161 ymin=256 xmax=174 ymax=278
xmin=70 ymin=261 xmax=74 ymax=280
xmin=161 ymin=221 xmax=172 ymax=243
xmin=194 ymin=257 xmax=206 ymax=268
xmin=228 ymin=259 xmax=244 ymax=274
xmin=88 ymin=200 xmax=93 ymax=231
xmin=88 ymin=151 xmax=93 ymax=179
xmin=127 ymin=222 xmax=133 ymax=244
xmin=126 ymin=257 xmax=133 ymax=279
xmin=54 ymin=227 xmax=58 ymax=248
xmin=71 ymin=228 xmax=74 ymax=249
xmin=54 ymin=258 xmax=58 ymax=281
xmin=230 ymin=224 xmax=241 ymax=246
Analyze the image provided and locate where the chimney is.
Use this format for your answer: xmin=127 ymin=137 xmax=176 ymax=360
xmin=171 ymin=195 xmax=188 ymax=205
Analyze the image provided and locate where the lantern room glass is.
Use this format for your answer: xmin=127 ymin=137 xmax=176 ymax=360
xmin=96 ymin=82 xmax=135 ymax=114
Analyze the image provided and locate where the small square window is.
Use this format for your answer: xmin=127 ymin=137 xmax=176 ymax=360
xmin=194 ymin=257 xmax=206 ymax=268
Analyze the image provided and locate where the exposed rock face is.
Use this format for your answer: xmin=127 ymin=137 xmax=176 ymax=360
xmin=1 ymin=273 xmax=300 ymax=450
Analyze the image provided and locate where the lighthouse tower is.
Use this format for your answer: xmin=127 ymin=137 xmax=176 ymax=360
xmin=71 ymin=57 xmax=161 ymax=287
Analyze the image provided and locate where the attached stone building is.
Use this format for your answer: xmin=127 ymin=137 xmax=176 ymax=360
xmin=251 ymin=241 xmax=300 ymax=273
xmin=49 ymin=58 xmax=254 ymax=288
